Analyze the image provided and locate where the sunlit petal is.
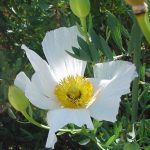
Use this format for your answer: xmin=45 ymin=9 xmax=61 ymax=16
xmin=89 ymin=60 xmax=137 ymax=122
xmin=45 ymin=108 xmax=94 ymax=148
xmin=42 ymin=26 xmax=86 ymax=81
xmin=93 ymin=60 xmax=138 ymax=95
xmin=21 ymin=44 xmax=57 ymax=97
xmin=89 ymin=95 xmax=121 ymax=122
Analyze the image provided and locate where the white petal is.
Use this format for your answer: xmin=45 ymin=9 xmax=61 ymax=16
xmin=42 ymin=26 xmax=86 ymax=81
xmin=31 ymin=73 xmax=56 ymax=99
xmin=46 ymin=131 xmax=57 ymax=149
xmin=88 ymin=78 xmax=108 ymax=98
xmin=89 ymin=60 xmax=137 ymax=122
xmin=93 ymin=60 xmax=138 ymax=95
xmin=25 ymin=78 xmax=60 ymax=110
xmin=94 ymin=60 xmax=135 ymax=79
xmin=45 ymin=109 xmax=94 ymax=148
xmin=31 ymin=73 xmax=45 ymax=95
xmin=14 ymin=72 xmax=30 ymax=91
xmin=89 ymin=95 xmax=121 ymax=122
xmin=21 ymin=44 xmax=57 ymax=97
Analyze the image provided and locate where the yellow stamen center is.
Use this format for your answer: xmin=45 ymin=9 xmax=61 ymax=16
xmin=55 ymin=75 xmax=93 ymax=108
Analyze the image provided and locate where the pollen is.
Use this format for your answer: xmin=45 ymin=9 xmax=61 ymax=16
xmin=55 ymin=75 xmax=93 ymax=108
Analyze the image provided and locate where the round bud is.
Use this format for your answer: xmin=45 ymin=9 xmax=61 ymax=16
xmin=69 ymin=0 xmax=90 ymax=18
xmin=8 ymin=86 xmax=29 ymax=112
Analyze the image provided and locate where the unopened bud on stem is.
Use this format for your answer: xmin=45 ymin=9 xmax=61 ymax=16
xmin=69 ymin=0 xmax=90 ymax=18
xmin=8 ymin=86 xmax=29 ymax=112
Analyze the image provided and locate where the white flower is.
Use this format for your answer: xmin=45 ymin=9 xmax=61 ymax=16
xmin=14 ymin=26 xmax=137 ymax=149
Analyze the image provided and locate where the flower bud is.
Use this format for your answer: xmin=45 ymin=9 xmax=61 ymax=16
xmin=8 ymin=86 xmax=29 ymax=112
xmin=126 ymin=0 xmax=146 ymax=6
xmin=69 ymin=0 xmax=90 ymax=18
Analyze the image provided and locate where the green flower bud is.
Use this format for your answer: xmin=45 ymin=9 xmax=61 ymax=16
xmin=69 ymin=0 xmax=90 ymax=18
xmin=124 ymin=143 xmax=140 ymax=150
xmin=126 ymin=0 xmax=146 ymax=6
xmin=8 ymin=86 xmax=29 ymax=112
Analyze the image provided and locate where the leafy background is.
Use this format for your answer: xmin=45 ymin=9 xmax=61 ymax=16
xmin=0 ymin=0 xmax=150 ymax=149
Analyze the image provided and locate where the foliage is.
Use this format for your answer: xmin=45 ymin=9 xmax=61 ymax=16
xmin=0 ymin=0 xmax=150 ymax=150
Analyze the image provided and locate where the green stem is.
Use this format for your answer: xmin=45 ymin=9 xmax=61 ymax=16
xmin=22 ymin=111 xmax=49 ymax=129
xmin=21 ymin=111 xmax=82 ymax=133
xmin=136 ymin=13 xmax=150 ymax=43
xmin=138 ymin=86 xmax=149 ymax=101
xmin=131 ymin=78 xmax=140 ymax=123
xmin=94 ymin=137 xmax=105 ymax=150
xmin=80 ymin=17 xmax=90 ymax=44
xmin=131 ymin=24 xmax=141 ymax=123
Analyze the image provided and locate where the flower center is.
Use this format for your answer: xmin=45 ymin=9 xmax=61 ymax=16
xmin=55 ymin=75 xmax=93 ymax=108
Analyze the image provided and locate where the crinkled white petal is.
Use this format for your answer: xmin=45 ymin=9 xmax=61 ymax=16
xmin=94 ymin=60 xmax=137 ymax=80
xmin=88 ymin=60 xmax=137 ymax=122
xmin=21 ymin=44 xmax=57 ymax=97
xmin=42 ymin=26 xmax=86 ymax=81
xmin=25 ymin=78 xmax=60 ymax=110
xmin=93 ymin=60 xmax=138 ymax=96
xmin=45 ymin=109 xmax=94 ymax=148
xmin=14 ymin=72 xmax=30 ymax=91
xmin=89 ymin=95 xmax=121 ymax=122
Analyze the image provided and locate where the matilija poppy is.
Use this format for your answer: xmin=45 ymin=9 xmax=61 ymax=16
xmin=14 ymin=26 xmax=137 ymax=149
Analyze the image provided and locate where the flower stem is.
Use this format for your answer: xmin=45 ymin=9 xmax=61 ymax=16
xmin=94 ymin=137 xmax=105 ymax=150
xmin=21 ymin=110 xmax=82 ymax=133
xmin=80 ymin=17 xmax=90 ymax=44
xmin=131 ymin=23 xmax=141 ymax=123
xmin=131 ymin=78 xmax=140 ymax=123
xmin=21 ymin=110 xmax=49 ymax=129
xmin=136 ymin=12 xmax=150 ymax=43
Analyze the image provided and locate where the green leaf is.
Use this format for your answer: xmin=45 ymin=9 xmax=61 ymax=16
xmin=89 ymin=42 xmax=99 ymax=62
xmin=72 ymin=47 xmax=80 ymax=55
xmin=99 ymin=35 xmax=113 ymax=60
xmin=90 ymin=29 xmax=113 ymax=60
xmin=128 ymin=23 xmax=143 ymax=55
xmin=140 ymin=63 xmax=146 ymax=81
xmin=114 ymin=122 xmax=122 ymax=137
xmin=66 ymin=50 xmax=91 ymax=62
xmin=105 ymin=135 xmax=116 ymax=146
xmin=121 ymin=24 xmax=130 ymax=39
xmin=124 ymin=143 xmax=141 ymax=150
xmin=106 ymin=11 xmax=123 ymax=50
xmin=93 ymin=119 xmax=103 ymax=129
xmin=77 ymin=36 xmax=90 ymax=55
